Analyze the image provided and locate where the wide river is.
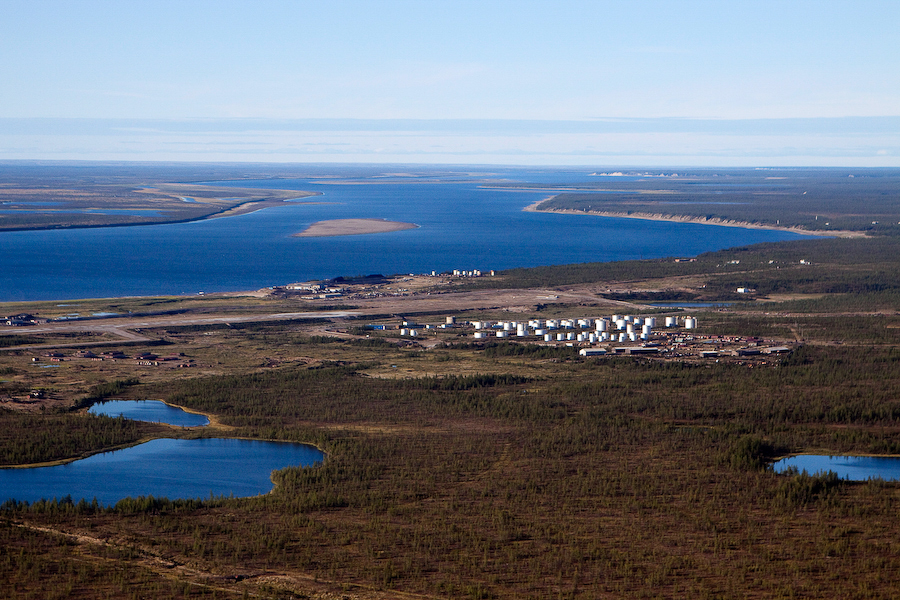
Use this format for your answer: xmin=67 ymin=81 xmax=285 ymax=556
xmin=0 ymin=168 xmax=813 ymax=301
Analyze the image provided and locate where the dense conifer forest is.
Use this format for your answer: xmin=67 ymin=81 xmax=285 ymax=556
xmin=4 ymin=336 xmax=900 ymax=597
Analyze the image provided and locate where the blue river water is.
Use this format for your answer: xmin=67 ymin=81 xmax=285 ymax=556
xmin=0 ymin=168 xmax=813 ymax=301
xmin=0 ymin=438 xmax=324 ymax=507
xmin=89 ymin=399 xmax=210 ymax=427
xmin=773 ymin=455 xmax=900 ymax=481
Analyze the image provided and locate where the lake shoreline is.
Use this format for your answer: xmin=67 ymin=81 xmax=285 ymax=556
xmin=0 ymin=435 xmax=161 ymax=470
xmin=523 ymin=198 xmax=867 ymax=239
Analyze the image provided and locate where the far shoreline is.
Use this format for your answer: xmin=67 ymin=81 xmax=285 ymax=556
xmin=523 ymin=198 xmax=866 ymax=239
xmin=0 ymin=192 xmax=326 ymax=234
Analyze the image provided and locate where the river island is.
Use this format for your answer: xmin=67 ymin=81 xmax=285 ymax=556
xmin=294 ymin=218 xmax=419 ymax=237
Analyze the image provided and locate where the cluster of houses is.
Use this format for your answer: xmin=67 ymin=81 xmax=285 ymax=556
xmin=35 ymin=350 xmax=193 ymax=367
xmin=4 ymin=313 xmax=45 ymax=326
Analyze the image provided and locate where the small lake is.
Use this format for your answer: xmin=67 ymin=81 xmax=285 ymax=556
xmin=89 ymin=399 xmax=210 ymax=427
xmin=773 ymin=455 xmax=900 ymax=481
xmin=0 ymin=438 xmax=324 ymax=507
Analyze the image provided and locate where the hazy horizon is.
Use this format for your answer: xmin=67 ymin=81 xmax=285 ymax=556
xmin=2 ymin=1 xmax=898 ymax=166
xmin=2 ymin=116 xmax=898 ymax=167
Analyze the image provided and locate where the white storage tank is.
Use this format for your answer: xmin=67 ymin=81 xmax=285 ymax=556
xmin=665 ymin=316 xmax=677 ymax=327
xmin=496 ymin=331 xmax=509 ymax=338
xmin=646 ymin=317 xmax=657 ymax=328
xmin=474 ymin=331 xmax=487 ymax=339
xmin=685 ymin=317 xmax=698 ymax=329
xmin=544 ymin=334 xmax=553 ymax=342
xmin=400 ymin=328 xmax=409 ymax=336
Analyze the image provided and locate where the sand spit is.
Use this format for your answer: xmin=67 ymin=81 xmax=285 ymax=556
xmin=295 ymin=218 xmax=420 ymax=237
xmin=524 ymin=199 xmax=866 ymax=239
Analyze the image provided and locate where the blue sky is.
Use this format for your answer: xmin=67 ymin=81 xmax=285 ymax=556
xmin=1 ymin=1 xmax=898 ymax=165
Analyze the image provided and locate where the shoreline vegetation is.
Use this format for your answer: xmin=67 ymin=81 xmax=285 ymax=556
xmin=294 ymin=218 xmax=420 ymax=237
xmin=523 ymin=197 xmax=867 ymax=239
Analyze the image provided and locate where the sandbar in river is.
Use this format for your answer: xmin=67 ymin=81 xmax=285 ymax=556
xmin=294 ymin=218 xmax=419 ymax=237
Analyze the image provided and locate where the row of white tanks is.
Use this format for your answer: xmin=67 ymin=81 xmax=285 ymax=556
xmin=471 ymin=315 xmax=697 ymax=340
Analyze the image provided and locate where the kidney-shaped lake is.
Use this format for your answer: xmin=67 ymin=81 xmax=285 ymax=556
xmin=0 ymin=438 xmax=324 ymax=507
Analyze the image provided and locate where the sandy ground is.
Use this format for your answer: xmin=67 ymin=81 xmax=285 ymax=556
xmin=295 ymin=218 xmax=419 ymax=237
xmin=524 ymin=200 xmax=867 ymax=239
xmin=205 ymin=197 xmax=325 ymax=220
